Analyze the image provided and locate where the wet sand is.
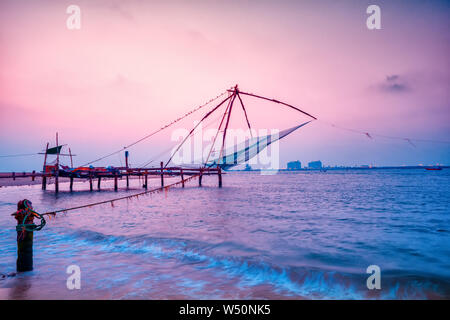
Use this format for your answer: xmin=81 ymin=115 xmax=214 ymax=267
xmin=0 ymin=174 xmax=69 ymax=188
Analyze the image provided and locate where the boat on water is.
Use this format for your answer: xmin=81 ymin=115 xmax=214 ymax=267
xmin=425 ymin=166 xmax=442 ymax=171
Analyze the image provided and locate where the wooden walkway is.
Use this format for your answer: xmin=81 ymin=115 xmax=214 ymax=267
xmin=0 ymin=163 xmax=222 ymax=192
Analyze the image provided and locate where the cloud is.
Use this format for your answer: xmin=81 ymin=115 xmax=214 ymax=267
xmin=378 ymin=74 xmax=410 ymax=93
xmin=386 ymin=75 xmax=399 ymax=82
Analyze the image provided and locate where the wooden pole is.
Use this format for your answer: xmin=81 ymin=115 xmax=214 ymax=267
xmin=160 ymin=161 xmax=164 ymax=187
xmin=114 ymin=173 xmax=118 ymax=191
xmin=236 ymin=92 xmax=253 ymax=137
xmin=55 ymin=133 xmax=59 ymax=193
xmin=204 ymin=91 xmax=235 ymax=167
xmin=98 ymin=177 xmax=101 ymax=190
xmin=69 ymin=148 xmax=74 ymax=168
xmin=54 ymin=169 xmax=59 ymax=193
xmin=125 ymin=151 xmax=129 ymax=188
xmin=16 ymin=229 xmax=34 ymax=272
xmin=219 ymin=85 xmax=238 ymax=162
xmin=181 ymin=168 xmax=185 ymax=188
xmin=70 ymin=175 xmax=74 ymax=191
xmin=15 ymin=200 xmax=35 ymax=272
xmin=89 ymin=172 xmax=93 ymax=191
xmin=42 ymin=142 xmax=49 ymax=190
xmin=231 ymin=90 xmax=317 ymax=120
xmin=199 ymin=168 xmax=203 ymax=187
xmin=144 ymin=171 xmax=148 ymax=189
xmin=218 ymin=166 xmax=222 ymax=187
xmin=12 ymin=172 xmax=15 ymax=181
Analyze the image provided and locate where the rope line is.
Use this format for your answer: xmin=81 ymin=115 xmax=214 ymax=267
xmin=318 ymin=120 xmax=450 ymax=145
xmin=164 ymin=94 xmax=233 ymax=168
xmin=41 ymin=174 xmax=200 ymax=216
xmin=138 ymin=110 xmax=227 ymax=168
xmin=0 ymin=153 xmax=38 ymax=158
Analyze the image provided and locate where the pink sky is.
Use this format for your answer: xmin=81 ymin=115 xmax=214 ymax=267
xmin=0 ymin=0 xmax=449 ymax=170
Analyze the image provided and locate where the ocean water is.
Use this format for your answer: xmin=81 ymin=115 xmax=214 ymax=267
xmin=0 ymin=169 xmax=449 ymax=299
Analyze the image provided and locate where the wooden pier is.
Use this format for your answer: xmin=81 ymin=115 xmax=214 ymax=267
xmin=0 ymin=166 xmax=222 ymax=192
xmin=1 ymin=167 xmax=222 ymax=191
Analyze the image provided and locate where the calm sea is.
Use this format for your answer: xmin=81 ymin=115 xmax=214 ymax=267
xmin=0 ymin=169 xmax=449 ymax=299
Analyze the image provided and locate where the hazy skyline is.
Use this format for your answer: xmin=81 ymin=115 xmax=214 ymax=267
xmin=1 ymin=0 xmax=449 ymax=170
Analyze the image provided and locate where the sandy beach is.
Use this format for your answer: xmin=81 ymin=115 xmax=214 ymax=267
xmin=0 ymin=173 xmax=65 ymax=188
xmin=0 ymin=172 xmax=77 ymax=188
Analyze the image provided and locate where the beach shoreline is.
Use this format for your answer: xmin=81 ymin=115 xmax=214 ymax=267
xmin=0 ymin=174 xmax=159 ymax=188
xmin=0 ymin=175 xmax=57 ymax=188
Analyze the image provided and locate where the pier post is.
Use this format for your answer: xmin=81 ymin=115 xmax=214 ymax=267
xmin=55 ymin=171 xmax=59 ymax=193
xmin=69 ymin=175 xmax=74 ymax=192
xmin=181 ymin=168 xmax=185 ymax=188
xmin=199 ymin=169 xmax=203 ymax=187
xmin=14 ymin=200 xmax=34 ymax=272
xmin=98 ymin=177 xmax=101 ymax=190
xmin=17 ymin=231 xmax=33 ymax=272
xmin=32 ymin=170 xmax=36 ymax=182
xmin=218 ymin=167 xmax=222 ymax=188
xmin=12 ymin=172 xmax=15 ymax=181
xmin=144 ymin=171 xmax=148 ymax=189
xmin=89 ymin=173 xmax=93 ymax=191
xmin=125 ymin=151 xmax=129 ymax=188
xmin=42 ymin=142 xmax=49 ymax=191
xmin=114 ymin=173 xmax=118 ymax=191
xmin=55 ymin=133 xmax=59 ymax=194
xmin=160 ymin=161 xmax=164 ymax=187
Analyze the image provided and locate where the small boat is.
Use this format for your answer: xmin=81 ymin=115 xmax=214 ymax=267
xmin=425 ymin=167 xmax=442 ymax=171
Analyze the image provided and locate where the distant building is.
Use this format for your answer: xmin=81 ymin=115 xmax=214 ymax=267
xmin=308 ymin=160 xmax=322 ymax=169
xmin=287 ymin=161 xmax=302 ymax=170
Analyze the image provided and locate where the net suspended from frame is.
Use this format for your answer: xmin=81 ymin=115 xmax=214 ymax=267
xmin=204 ymin=121 xmax=312 ymax=169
